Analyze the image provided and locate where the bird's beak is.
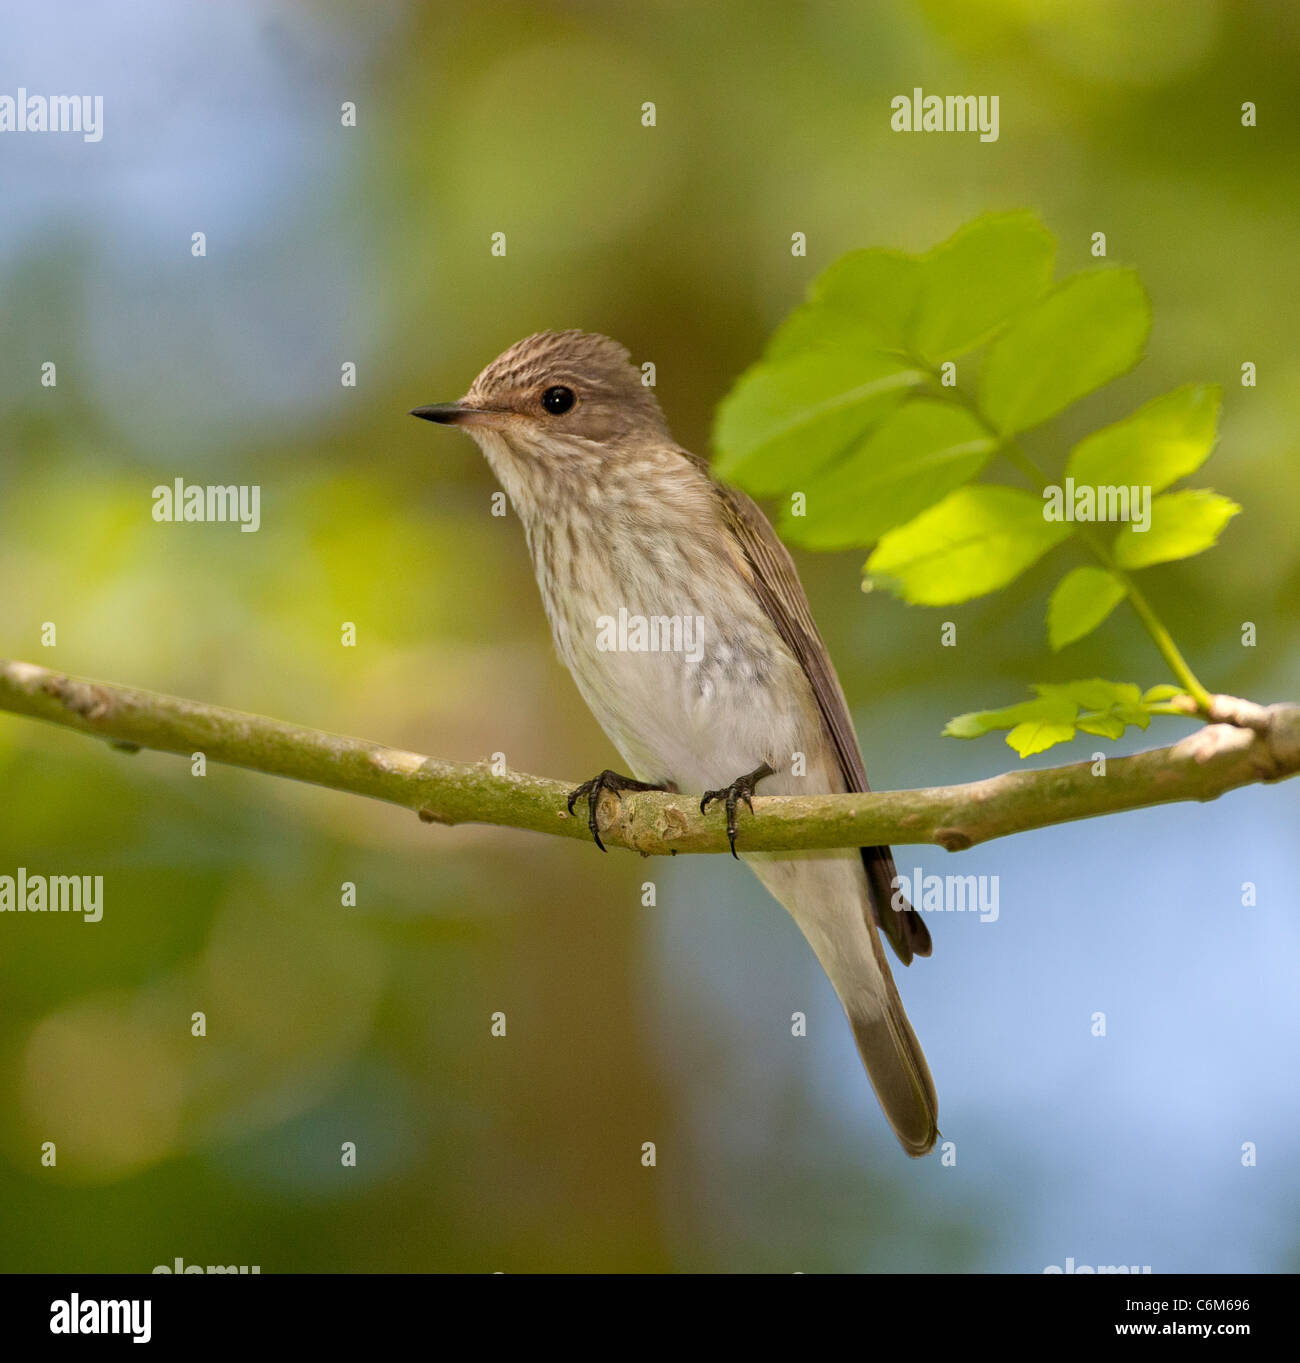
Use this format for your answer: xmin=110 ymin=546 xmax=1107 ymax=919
xmin=409 ymin=400 xmax=503 ymax=426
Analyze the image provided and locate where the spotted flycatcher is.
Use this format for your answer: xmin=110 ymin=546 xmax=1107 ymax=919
xmin=413 ymin=331 xmax=938 ymax=1155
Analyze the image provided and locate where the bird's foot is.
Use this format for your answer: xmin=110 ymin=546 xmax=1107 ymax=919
xmin=700 ymin=761 xmax=775 ymax=859
xmin=566 ymin=770 xmax=669 ymax=852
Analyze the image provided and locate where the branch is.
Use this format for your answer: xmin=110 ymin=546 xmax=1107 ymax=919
xmin=2 ymin=659 xmax=1297 ymax=856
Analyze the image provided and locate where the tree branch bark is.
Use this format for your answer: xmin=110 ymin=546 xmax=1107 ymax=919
xmin=2 ymin=659 xmax=1297 ymax=856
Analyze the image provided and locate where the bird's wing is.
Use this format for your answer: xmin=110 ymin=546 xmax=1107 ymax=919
xmin=711 ymin=477 xmax=931 ymax=965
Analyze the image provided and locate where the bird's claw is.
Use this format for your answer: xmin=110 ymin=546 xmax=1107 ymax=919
xmin=566 ymin=769 xmax=667 ymax=852
xmin=699 ymin=761 xmax=775 ymax=859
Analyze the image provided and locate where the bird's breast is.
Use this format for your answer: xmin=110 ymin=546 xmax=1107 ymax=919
xmin=527 ymin=507 xmax=823 ymax=791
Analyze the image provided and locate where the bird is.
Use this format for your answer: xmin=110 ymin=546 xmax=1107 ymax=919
xmin=412 ymin=330 xmax=938 ymax=1155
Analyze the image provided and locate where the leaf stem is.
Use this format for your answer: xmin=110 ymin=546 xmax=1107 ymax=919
xmin=1095 ymin=565 xmax=1213 ymax=711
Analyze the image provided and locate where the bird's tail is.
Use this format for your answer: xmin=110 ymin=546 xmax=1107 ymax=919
xmin=746 ymin=849 xmax=939 ymax=1157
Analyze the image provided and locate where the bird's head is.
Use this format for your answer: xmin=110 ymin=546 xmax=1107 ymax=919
xmin=411 ymin=331 xmax=672 ymax=499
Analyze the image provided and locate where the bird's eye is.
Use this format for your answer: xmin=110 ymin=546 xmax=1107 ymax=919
xmin=541 ymin=386 xmax=576 ymax=415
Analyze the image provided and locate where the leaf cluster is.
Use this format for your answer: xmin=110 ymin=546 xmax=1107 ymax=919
xmin=714 ymin=214 xmax=1239 ymax=753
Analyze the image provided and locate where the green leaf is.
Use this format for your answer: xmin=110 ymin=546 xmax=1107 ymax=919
xmin=944 ymin=693 xmax=1075 ymax=738
xmin=946 ymin=677 xmax=1161 ymax=758
xmin=909 ymin=212 xmax=1056 ymax=362
xmin=1074 ymin=698 xmax=1152 ymax=738
xmin=944 ymin=692 xmax=1077 ymax=754
xmin=1142 ymin=683 xmax=1185 ymax=704
xmin=713 ymin=348 xmax=924 ymax=496
xmin=766 ymin=249 xmax=921 ymax=359
xmin=780 ymin=400 xmax=995 ymax=549
xmin=1046 ymin=566 xmax=1128 ymax=650
xmin=1075 ymin=711 xmax=1126 ymax=740
xmin=1111 ymin=489 xmax=1241 ymax=569
xmin=1112 ymin=703 xmax=1153 ymax=730
xmin=979 ymin=269 xmax=1151 ymax=435
xmin=1006 ymin=718 xmax=1078 ymax=757
xmin=1066 ymin=384 xmax=1221 ymax=494
xmin=865 ymin=485 xmax=1071 ymax=605
xmin=1033 ymin=679 xmax=1142 ymax=710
